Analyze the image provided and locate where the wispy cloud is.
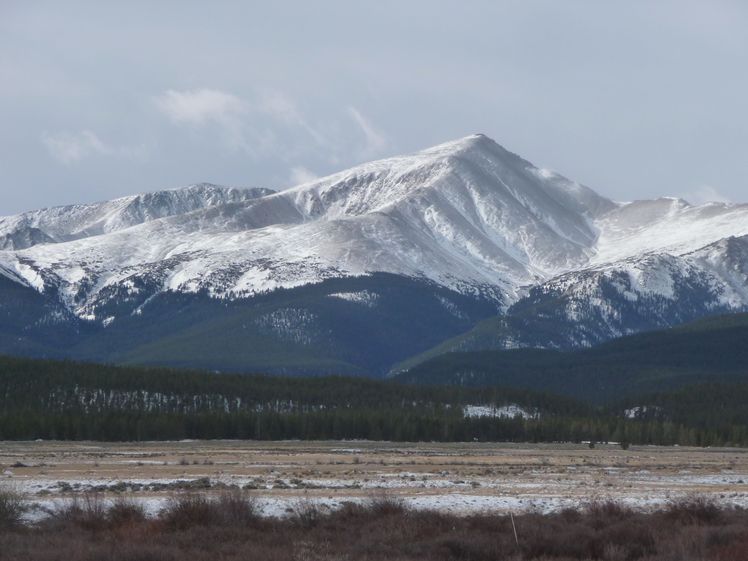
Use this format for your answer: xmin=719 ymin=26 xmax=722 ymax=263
xmin=155 ymin=88 xmax=253 ymax=154
xmin=41 ymin=130 xmax=149 ymax=165
xmin=258 ymin=91 xmax=303 ymax=125
xmin=154 ymin=88 xmax=392 ymax=176
xmin=682 ymin=185 xmax=732 ymax=205
xmin=155 ymin=89 xmax=246 ymax=126
xmin=41 ymin=130 xmax=110 ymax=164
xmin=258 ymin=91 xmax=328 ymax=147
xmin=288 ymin=166 xmax=318 ymax=186
xmin=347 ymin=106 xmax=388 ymax=157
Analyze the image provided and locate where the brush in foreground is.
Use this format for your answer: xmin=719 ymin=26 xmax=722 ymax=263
xmin=1 ymin=492 xmax=748 ymax=560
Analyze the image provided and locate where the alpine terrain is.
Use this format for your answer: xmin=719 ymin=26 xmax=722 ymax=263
xmin=1 ymin=134 xmax=747 ymax=376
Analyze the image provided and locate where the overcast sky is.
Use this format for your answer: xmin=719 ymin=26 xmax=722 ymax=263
xmin=1 ymin=1 xmax=747 ymax=214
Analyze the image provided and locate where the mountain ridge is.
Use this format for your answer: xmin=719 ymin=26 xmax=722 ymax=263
xmin=2 ymin=134 xmax=622 ymax=317
xmin=0 ymin=183 xmax=275 ymax=251
xmin=396 ymin=311 xmax=748 ymax=401
xmin=1 ymin=134 xmax=747 ymax=376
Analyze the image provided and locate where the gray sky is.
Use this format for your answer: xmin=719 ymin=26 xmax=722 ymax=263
xmin=1 ymin=1 xmax=747 ymax=214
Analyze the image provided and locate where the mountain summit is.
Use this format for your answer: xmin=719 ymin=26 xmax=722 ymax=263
xmin=0 ymin=135 xmax=620 ymax=314
xmin=1 ymin=135 xmax=747 ymax=374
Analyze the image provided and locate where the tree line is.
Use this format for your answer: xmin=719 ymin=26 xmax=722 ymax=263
xmin=1 ymin=355 xmax=748 ymax=446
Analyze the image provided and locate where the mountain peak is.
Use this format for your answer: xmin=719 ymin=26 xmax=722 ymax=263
xmin=419 ymin=133 xmax=500 ymax=158
xmin=3 ymin=134 xmax=747 ymax=330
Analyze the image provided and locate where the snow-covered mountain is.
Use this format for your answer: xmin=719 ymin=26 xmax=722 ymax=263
xmin=1 ymin=134 xmax=747 ymax=374
xmin=0 ymin=183 xmax=273 ymax=250
xmin=0 ymin=135 xmax=617 ymax=318
xmin=505 ymin=234 xmax=748 ymax=344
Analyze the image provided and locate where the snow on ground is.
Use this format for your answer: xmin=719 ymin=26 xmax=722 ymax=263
xmin=5 ymin=441 xmax=748 ymax=524
xmin=18 ymin=489 xmax=748 ymax=524
xmin=463 ymin=404 xmax=534 ymax=419
xmin=624 ymin=405 xmax=662 ymax=419
xmin=11 ymin=466 xmax=748 ymax=524
xmin=327 ymin=290 xmax=380 ymax=308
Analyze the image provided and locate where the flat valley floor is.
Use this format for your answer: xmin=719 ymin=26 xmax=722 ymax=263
xmin=1 ymin=441 xmax=746 ymax=519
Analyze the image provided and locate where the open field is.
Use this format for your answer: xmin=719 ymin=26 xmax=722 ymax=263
xmin=2 ymin=440 xmax=747 ymax=518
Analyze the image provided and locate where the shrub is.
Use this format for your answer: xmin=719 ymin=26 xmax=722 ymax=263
xmin=585 ymin=500 xmax=633 ymax=521
xmin=51 ymin=493 xmax=109 ymax=531
xmin=290 ymin=498 xmax=323 ymax=528
xmin=665 ymin=496 xmax=722 ymax=524
xmin=107 ymin=496 xmax=147 ymax=527
xmin=0 ymin=487 xmax=25 ymax=529
xmin=364 ymin=491 xmax=407 ymax=517
xmin=2 ymin=493 xmax=748 ymax=560
xmin=160 ymin=494 xmax=218 ymax=529
xmin=214 ymin=490 xmax=260 ymax=525
xmin=159 ymin=491 xmax=259 ymax=529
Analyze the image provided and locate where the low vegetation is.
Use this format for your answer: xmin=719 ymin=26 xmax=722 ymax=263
xmin=0 ymin=488 xmax=24 ymax=530
xmin=0 ymin=491 xmax=746 ymax=560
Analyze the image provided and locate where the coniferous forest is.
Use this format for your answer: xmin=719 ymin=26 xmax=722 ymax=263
xmin=1 ymin=355 xmax=748 ymax=446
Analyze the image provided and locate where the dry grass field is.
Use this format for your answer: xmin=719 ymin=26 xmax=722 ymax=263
xmin=2 ymin=440 xmax=747 ymax=516
xmin=3 ymin=441 xmax=748 ymax=560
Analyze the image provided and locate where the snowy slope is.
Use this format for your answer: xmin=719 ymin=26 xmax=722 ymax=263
xmin=0 ymin=135 xmax=616 ymax=319
xmin=519 ymin=234 xmax=748 ymax=345
xmin=1 ymin=134 xmax=747 ymax=338
xmin=397 ymin=234 xmax=748 ymax=368
xmin=0 ymin=183 xmax=273 ymax=250
xmin=592 ymin=198 xmax=748 ymax=265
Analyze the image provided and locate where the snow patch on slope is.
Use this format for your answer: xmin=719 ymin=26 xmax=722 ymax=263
xmin=328 ymin=291 xmax=380 ymax=308
xmin=463 ymin=404 xmax=534 ymax=419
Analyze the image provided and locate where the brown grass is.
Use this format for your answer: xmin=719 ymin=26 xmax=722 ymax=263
xmin=1 ymin=494 xmax=747 ymax=560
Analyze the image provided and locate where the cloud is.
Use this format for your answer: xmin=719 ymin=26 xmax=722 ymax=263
xmin=155 ymin=88 xmax=256 ymax=154
xmin=41 ymin=130 xmax=150 ymax=165
xmin=41 ymin=130 xmax=110 ymax=164
xmin=289 ymin=166 xmax=318 ymax=185
xmin=258 ymin=91 xmax=303 ymax=125
xmin=347 ymin=107 xmax=388 ymax=157
xmin=682 ymin=185 xmax=732 ymax=205
xmin=155 ymin=89 xmax=246 ymax=126
xmin=154 ymin=88 xmax=392 ymax=173
xmin=258 ymin=91 xmax=327 ymax=146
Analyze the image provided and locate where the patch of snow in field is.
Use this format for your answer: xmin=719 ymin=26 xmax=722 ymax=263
xmin=629 ymin=472 xmax=748 ymax=486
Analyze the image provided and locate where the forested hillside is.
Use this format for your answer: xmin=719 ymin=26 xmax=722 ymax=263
xmin=2 ymin=355 xmax=748 ymax=446
xmin=398 ymin=312 xmax=748 ymax=401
